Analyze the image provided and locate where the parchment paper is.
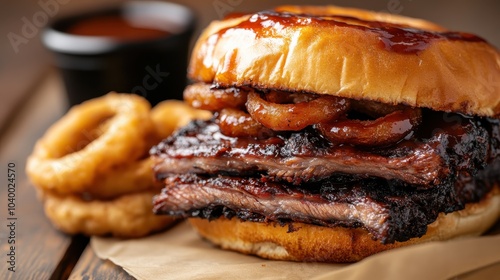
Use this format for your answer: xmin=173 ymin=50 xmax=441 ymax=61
xmin=92 ymin=221 xmax=500 ymax=280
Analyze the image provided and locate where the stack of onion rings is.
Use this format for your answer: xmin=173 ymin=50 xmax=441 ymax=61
xmin=27 ymin=93 xmax=210 ymax=237
xmin=185 ymin=82 xmax=423 ymax=147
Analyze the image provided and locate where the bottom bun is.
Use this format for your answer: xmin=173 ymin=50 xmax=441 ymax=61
xmin=189 ymin=186 xmax=500 ymax=262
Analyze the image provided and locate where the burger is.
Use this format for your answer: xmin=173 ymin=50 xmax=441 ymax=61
xmin=150 ymin=6 xmax=500 ymax=262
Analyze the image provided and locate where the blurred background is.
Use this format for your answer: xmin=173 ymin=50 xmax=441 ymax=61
xmin=1 ymin=0 xmax=499 ymax=133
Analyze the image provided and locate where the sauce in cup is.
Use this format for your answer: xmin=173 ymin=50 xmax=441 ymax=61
xmin=67 ymin=15 xmax=171 ymax=41
xmin=43 ymin=1 xmax=195 ymax=107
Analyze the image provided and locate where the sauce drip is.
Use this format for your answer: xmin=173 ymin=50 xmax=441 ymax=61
xmin=67 ymin=14 xmax=169 ymax=41
xmin=220 ymin=10 xmax=485 ymax=54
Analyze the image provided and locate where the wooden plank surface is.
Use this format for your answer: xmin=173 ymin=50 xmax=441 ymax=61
xmin=69 ymin=247 xmax=134 ymax=280
xmin=0 ymin=176 xmax=84 ymax=280
xmin=0 ymin=1 xmax=50 ymax=134
xmin=0 ymin=0 xmax=124 ymax=134
xmin=0 ymin=72 xmax=87 ymax=280
xmin=0 ymin=71 xmax=138 ymax=279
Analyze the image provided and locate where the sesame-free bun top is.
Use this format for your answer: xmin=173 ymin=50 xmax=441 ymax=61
xmin=188 ymin=5 xmax=500 ymax=117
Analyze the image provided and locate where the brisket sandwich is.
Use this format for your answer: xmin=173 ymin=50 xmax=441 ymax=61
xmin=151 ymin=6 xmax=500 ymax=262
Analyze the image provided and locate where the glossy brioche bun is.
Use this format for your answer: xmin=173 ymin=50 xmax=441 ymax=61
xmin=189 ymin=186 xmax=500 ymax=262
xmin=188 ymin=5 xmax=500 ymax=117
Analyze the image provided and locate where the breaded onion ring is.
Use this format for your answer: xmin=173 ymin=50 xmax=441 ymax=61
xmin=246 ymin=91 xmax=350 ymax=131
xmin=83 ymin=157 xmax=162 ymax=199
xmin=27 ymin=94 xmax=217 ymax=238
xmin=316 ymin=107 xmax=422 ymax=146
xmin=26 ymin=93 xmax=152 ymax=195
xmin=81 ymin=100 xmax=212 ymax=199
xmin=151 ymin=100 xmax=212 ymax=139
xmin=40 ymin=190 xmax=176 ymax=238
xmin=184 ymin=82 xmax=247 ymax=111
xmin=217 ymin=108 xmax=275 ymax=139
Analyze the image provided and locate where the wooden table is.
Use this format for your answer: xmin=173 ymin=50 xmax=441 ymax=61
xmin=0 ymin=71 xmax=134 ymax=280
xmin=1 ymin=71 xmax=500 ymax=280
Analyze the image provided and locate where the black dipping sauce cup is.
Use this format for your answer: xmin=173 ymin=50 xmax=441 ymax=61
xmin=42 ymin=1 xmax=195 ymax=106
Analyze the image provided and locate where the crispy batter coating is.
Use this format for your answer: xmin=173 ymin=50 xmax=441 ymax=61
xmin=41 ymin=191 xmax=176 ymax=238
xmin=27 ymin=93 xmax=153 ymax=195
xmin=27 ymin=94 xmax=209 ymax=237
xmin=151 ymin=100 xmax=211 ymax=139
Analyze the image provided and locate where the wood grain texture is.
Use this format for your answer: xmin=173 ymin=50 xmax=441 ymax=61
xmin=0 ymin=72 xmax=79 ymax=280
xmin=0 ymin=72 xmax=142 ymax=279
xmin=0 ymin=177 xmax=80 ymax=280
xmin=52 ymin=235 xmax=90 ymax=280
xmin=69 ymin=247 xmax=135 ymax=280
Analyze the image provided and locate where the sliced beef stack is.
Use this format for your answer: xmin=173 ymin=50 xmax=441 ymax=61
xmin=151 ymin=108 xmax=500 ymax=243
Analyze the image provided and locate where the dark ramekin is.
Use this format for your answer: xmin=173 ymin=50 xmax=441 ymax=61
xmin=42 ymin=1 xmax=195 ymax=106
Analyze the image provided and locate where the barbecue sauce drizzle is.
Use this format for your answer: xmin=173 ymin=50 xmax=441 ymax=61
xmin=219 ymin=10 xmax=485 ymax=54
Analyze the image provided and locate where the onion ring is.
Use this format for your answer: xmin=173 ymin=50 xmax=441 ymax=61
xmin=83 ymin=157 xmax=163 ymax=199
xmin=27 ymin=94 xmax=218 ymax=238
xmin=184 ymin=82 xmax=247 ymax=111
xmin=82 ymin=101 xmax=211 ymax=198
xmin=217 ymin=108 xmax=275 ymax=139
xmin=40 ymin=190 xmax=177 ymax=238
xmin=151 ymin=100 xmax=212 ymax=139
xmin=246 ymin=91 xmax=350 ymax=131
xmin=316 ymin=107 xmax=422 ymax=146
xmin=264 ymin=90 xmax=315 ymax=104
xmin=351 ymin=100 xmax=407 ymax=118
xmin=26 ymin=93 xmax=152 ymax=195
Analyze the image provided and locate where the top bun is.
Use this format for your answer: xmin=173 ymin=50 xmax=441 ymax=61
xmin=188 ymin=5 xmax=500 ymax=117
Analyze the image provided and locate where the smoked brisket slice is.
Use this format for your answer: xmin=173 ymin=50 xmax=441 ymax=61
xmin=151 ymin=113 xmax=489 ymax=187
xmin=153 ymin=160 xmax=498 ymax=244
xmin=151 ymin=113 xmax=499 ymax=243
